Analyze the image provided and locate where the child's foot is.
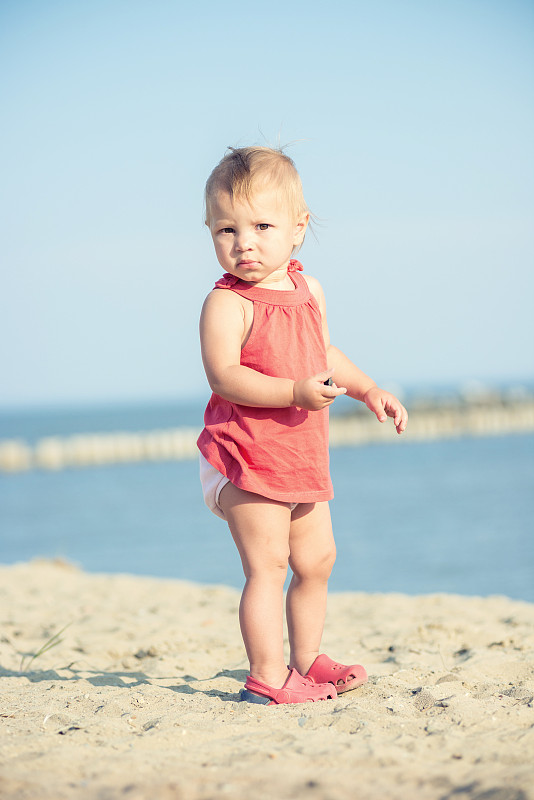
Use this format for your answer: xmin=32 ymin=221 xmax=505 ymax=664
xmin=240 ymin=668 xmax=338 ymax=705
xmin=304 ymin=654 xmax=368 ymax=693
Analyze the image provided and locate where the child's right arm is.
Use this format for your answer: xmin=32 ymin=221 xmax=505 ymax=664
xmin=200 ymin=289 xmax=345 ymax=410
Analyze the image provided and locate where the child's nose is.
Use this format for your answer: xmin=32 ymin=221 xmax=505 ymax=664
xmin=235 ymin=233 xmax=252 ymax=251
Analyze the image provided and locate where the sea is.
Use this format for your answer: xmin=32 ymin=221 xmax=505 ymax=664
xmin=1 ymin=400 xmax=533 ymax=602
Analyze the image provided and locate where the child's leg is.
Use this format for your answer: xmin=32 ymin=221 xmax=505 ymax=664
xmin=286 ymin=502 xmax=337 ymax=676
xmin=218 ymin=481 xmax=292 ymax=689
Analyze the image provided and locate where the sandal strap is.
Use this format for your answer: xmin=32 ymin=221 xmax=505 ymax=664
xmin=306 ymin=653 xmax=368 ymax=688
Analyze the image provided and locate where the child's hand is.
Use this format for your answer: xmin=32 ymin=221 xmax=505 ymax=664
xmin=293 ymin=368 xmax=347 ymax=411
xmin=363 ymin=386 xmax=408 ymax=434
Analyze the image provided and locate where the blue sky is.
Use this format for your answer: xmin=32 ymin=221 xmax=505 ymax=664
xmin=2 ymin=0 xmax=533 ymax=408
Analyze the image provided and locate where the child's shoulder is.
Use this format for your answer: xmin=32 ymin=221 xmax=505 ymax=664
xmin=301 ymin=273 xmax=326 ymax=306
xmin=201 ymin=283 xmax=249 ymax=319
xmin=203 ymin=284 xmax=245 ymax=304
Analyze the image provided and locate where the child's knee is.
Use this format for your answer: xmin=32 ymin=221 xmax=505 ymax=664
xmin=245 ymin=557 xmax=289 ymax=583
xmin=291 ymin=544 xmax=336 ymax=581
xmin=319 ymin=544 xmax=337 ymax=578
xmin=243 ymin=543 xmax=291 ymax=581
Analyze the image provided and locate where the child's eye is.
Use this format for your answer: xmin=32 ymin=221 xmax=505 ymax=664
xmin=257 ymin=223 xmax=271 ymax=231
xmin=219 ymin=227 xmax=235 ymax=234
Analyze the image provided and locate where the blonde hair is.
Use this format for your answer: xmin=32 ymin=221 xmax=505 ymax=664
xmin=204 ymin=146 xmax=309 ymax=226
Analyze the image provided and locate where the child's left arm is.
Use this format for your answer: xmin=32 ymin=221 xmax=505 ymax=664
xmin=304 ymin=274 xmax=408 ymax=434
xmin=327 ymin=345 xmax=408 ymax=434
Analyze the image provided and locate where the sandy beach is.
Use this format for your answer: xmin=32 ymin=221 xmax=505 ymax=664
xmin=0 ymin=560 xmax=532 ymax=800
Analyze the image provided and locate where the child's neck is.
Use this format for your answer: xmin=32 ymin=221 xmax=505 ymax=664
xmin=244 ymin=270 xmax=295 ymax=292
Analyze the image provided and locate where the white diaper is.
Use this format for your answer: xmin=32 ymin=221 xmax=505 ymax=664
xmin=199 ymin=453 xmax=230 ymax=520
xmin=199 ymin=453 xmax=298 ymax=520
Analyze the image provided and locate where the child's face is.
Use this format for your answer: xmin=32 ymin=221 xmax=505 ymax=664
xmin=208 ymin=186 xmax=308 ymax=286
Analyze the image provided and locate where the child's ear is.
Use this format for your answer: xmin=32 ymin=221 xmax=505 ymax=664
xmin=294 ymin=212 xmax=310 ymax=245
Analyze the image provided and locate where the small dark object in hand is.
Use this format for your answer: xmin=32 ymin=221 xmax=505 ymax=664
xmin=324 ymin=378 xmax=333 ymax=386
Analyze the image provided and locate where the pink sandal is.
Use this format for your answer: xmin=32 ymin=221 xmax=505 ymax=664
xmin=241 ymin=668 xmax=338 ymax=705
xmin=305 ymin=654 xmax=368 ymax=693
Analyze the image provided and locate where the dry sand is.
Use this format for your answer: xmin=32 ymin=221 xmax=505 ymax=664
xmin=0 ymin=559 xmax=533 ymax=800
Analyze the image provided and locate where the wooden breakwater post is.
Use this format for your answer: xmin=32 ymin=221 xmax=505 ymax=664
xmin=329 ymin=400 xmax=534 ymax=447
xmin=0 ymin=428 xmax=200 ymax=472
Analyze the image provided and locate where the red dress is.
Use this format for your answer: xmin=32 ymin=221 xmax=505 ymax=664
xmin=197 ymin=261 xmax=333 ymax=503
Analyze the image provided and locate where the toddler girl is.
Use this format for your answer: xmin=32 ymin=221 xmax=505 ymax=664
xmin=197 ymin=146 xmax=408 ymax=705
